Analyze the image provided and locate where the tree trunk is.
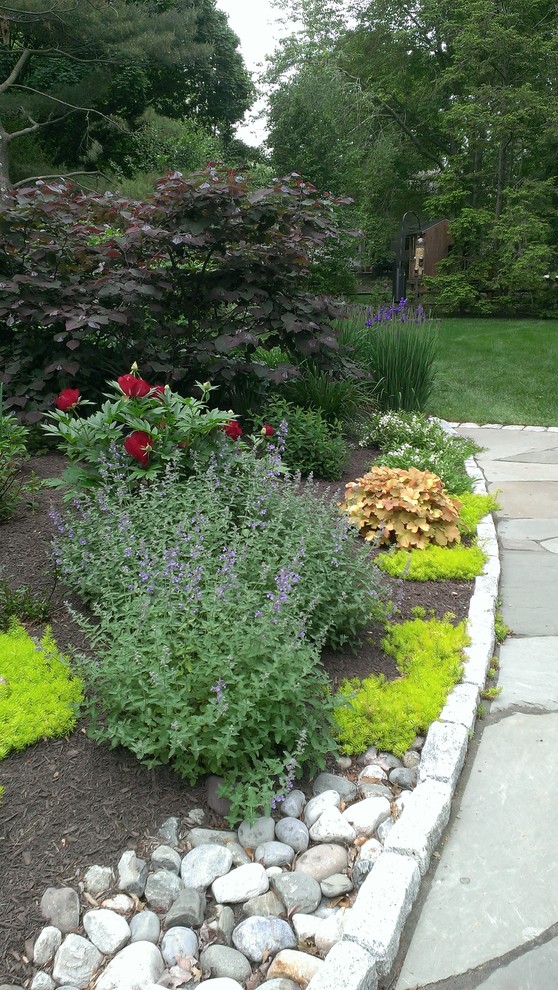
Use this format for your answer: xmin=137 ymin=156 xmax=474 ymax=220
xmin=0 ymin=123 xmax=11 ymax=196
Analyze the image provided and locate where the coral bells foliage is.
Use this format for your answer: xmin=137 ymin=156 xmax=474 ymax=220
xmin=55 ymin=388 xmax=80 ymax=412
xmin=0 ymin=169 xmax=352 ymax=420
xmin=340 ymin=465 xmax=462 ymax=549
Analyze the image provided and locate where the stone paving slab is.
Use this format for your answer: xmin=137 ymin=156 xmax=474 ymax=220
xmin=500 ymin=549 xmax=558 ymax=635
xmin=481 ymin=461 xmax=558 ymax=483
xmin=492 ymin=637 xmax=558 ymax=713
xmin=491 ymin=482 xmax=558 ymax=519
xmin=396 ymin=712 xmax=558 ymax=989
xmin=505 ymin=446 xmax=558 ymax=464
xmin=474 ymin=935 xmax=558 ymax=989
xmin=497 ymin=518 xmax=558 ymax=551
xmin=457 ymin=428 xmax=558 ymax=461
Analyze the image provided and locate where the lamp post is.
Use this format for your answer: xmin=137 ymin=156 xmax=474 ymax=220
xmin=393 ymin=211 xmax=423 ymax=303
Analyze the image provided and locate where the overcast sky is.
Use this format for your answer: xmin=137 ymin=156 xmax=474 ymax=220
xmin=215 ymin=0 xmax=296 ymax=145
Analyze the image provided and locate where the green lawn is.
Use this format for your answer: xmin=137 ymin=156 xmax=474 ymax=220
xmin=427 ymin=318 xmax=558 ymax=426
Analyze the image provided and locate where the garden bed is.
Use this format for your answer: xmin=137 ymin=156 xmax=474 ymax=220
xmin=0 ymin=448 xmax=473 ymax=984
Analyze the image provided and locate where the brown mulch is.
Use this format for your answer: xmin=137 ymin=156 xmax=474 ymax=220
xmin=0 ymin=448 xmax=473 ymax=983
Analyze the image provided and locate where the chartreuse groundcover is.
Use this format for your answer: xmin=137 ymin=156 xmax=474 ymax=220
xmin=0 ymin=623 xmax=83 ymax=760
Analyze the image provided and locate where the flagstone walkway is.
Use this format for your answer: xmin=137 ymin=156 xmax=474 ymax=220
xmin=389 ymin=425 xmax=558 ymax=990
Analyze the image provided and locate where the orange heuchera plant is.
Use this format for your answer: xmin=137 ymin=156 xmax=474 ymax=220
xmin=339 ymin=465 xmax=462 ymax=549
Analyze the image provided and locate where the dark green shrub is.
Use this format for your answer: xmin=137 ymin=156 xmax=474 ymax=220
xmin=261 ymin=400 xmax=348 ymax=479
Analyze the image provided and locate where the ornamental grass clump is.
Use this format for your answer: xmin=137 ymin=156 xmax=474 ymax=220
xmin=53 ymin=442 xmax=389 ymax=821
xmin=340 ymin=465 xmax=462 ymax=549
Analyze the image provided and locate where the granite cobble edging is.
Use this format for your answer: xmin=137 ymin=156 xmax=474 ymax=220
xmin=306 ymin=439 xmax=500 ymax=990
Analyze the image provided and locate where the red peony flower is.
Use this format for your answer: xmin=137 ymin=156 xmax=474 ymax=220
xmin=152 ymin=384 xmax=166 ymax=398
xmin=124 ymin=431 xmax=152 ymax=468
xmin=55 ymin=388 xmax=80 ymax=412
xmin=262 ymin=423 xmax=275 ymax=437
xmin=118 ymin=373 xmax=151 ymax=398
xmin=223 ymin=420 xmax=243 ymax=440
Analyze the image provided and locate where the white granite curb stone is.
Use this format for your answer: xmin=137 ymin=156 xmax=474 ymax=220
xmin=307 ymin=432 xmax=500 ymax=990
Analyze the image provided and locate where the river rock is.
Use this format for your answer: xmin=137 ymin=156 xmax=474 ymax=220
xmin=161 ymin=927 xmax=198 ymax=966
xmin=274 ymin=818 xmax=309 ymax=853
xmin=40 ymin=888 xmax=80 ymax=934
xmin=270 ymin=873 xmax=321 ymax=915
xmin=389 ymin=766 xmax=418 ymax=789
xmin=358 ymin=781 xmax=393 ymax=800
xmin=181 ymin=844 xmax=233 ymax=891
xmin=232 ymin=916 xmax=296 ymax=962
xmin=195 ymin=980 xmax=244 ymax=989
xmin=187 ymin=828 xmax=238 ymax=848
xmin=309 ymin=807 xmax=356 ymax=845
xmin=33 ymin=926 xmax=62 ymax=965
xmin=292 ymin=912 xmax=322 ymax=943
xmin=280 ymin=790 xmax=306 ymax=818
xmin=357 ymin=837 xmax=383 ymax=863
xmin=30 ymin=974 xmax=54 ymax=990
xmin=83 ymin=909 xmax=130 ymax=954
xmin=320 ymin=874 xmax=353 ymax=898
xmin=312 ymin=772 xmax=357 ymax=802
xmin=83 ymin=866 xmax=114 ymax=897
xmin=376 ymin=752 xmax=402 ymax=772
xmin=357 ymin=745 xmax=378 ymax=765
xmin=237 ymin=817 xmax=275 ymax=848
xmin=144 ymin=869 xmax=183 ymax=911
xmin=151 ymin=844 xmax=181 ymax=874
xmin=212 ymin=863 xmax=268 ymax=904
xmin=295 ymin=843 xmax=348 ymax=881
xmin=402 ymin=750 xmax=421 ymax=769
xmin=95 ymin=941 xmax=165 ymax=990
xmin=117 ymin=851 xmax=148 ymax=897
xmin=101 ymin=894 xmax=134 ymax=913
xmin=52 ymin=934 xmax=102 ymax=988
xmin=377 ymin=817 xmax=394 ymax=842
xmin=262 ymin=982 xmax=300 ymax=990
xmin=200 ymin=945 xmax=252 ymax=984
xmin=254 ymin=841 xmax=294 ymax=868
xmin=158 ymin=816 xmax=180 ymax=847
xmin=267 ymin=949 xmax=324 ymax=985
xmin=352 ymin=859 xmax=375 ymax=889
xmin=358 ymin=764 xmax=387 ymax=784
xmin=303 ymin=790 xmax=342 ymax=828
xmin=342 ymin=796 xmax=391 ymax=836
xmin=207 ymin=905 xmax=236 ymax=945
xmin=226 ymin=842 xmax=251 ymax=866
xmin=314 ymin=908 xmax=349 ymax=955
xmin=241 ymin=890 xmax=285 ymax=918
xmin=206 ymin=775 xmax=232 ymax=818
xmin=164 ymin=888 xmax=205 ymax=929
xmin=130 ymin=910 xmax=160 ymax=944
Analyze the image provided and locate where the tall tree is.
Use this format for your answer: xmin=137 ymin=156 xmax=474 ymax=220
xmin=0 ymin=0 xmax=253 ymax=189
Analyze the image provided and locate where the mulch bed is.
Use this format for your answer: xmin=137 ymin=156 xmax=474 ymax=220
xmin=0 ymin=448 xmax=473 ymax=983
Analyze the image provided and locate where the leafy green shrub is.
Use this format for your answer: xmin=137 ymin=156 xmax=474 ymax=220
xmin=0 ymin=580 xmax=50 ymax=631
xmin=457 ymin=492 xmax=500 ymax=536
xmin=335 ymin=616 xmax=469 ymax=756
xmin=0 ymin=623 xmax=83 ymax=759
xmin=53 ymin=445 xmax=388 ymax=820
xmin=340 ymin=465 xmax=462 ymax=549
xmin=338 ymin=301 xmax=438 ymax=412
xmin=281 ymin=362 xmax=370 ymax=424
xmin=377 ymin=542 xmax=487 ymax=580
xmin=259 ymin=401 xmax=348 ymax=479
xmin=0 ymin=386 xmax=33 ymax=521
xmin=43 ymin=372 xmax=240 ymax=493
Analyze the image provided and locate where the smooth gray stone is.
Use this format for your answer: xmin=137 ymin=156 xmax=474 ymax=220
xmin=357 ymin=746 xmax=378 ymax=766
xmin=389 ymin=767 xmax=418 ymax=790
xmin=164 ymin=887 xmax=205 ymax=929
xmin=207 ymin=904 xmax=236 ymax=945
xmin=312 ymin=772 xmax=357 ymax=802
xmin=303 ymin=791 xmax=341 ymax=828
xmin=94 ymin=942 xmax=164 ymax=990
xmin=274 ymin=818 xmax=309 ymax=853
xmin=130 ymin=909 xmax=160 ymax=944
xmin=181 ymin=843 xmax=233 ymax=891
xmin=232 ymin=916 xmax=296 ymax=962
xmin=82 ymin=908 xmax=131 ymax=954
xmin=151 ymin=844 xmax=181 ymax=874
xmin=30 ymin=976 xmax=54 ymax=990
xmin=320 ymin=874 xmax=354 ymax=898
xmin=187 ymin=828 xmax=238 ymax=848
xmin=117 ymin=851 xmax=148 ymax=897
xmin=280 ymin=789 xmax=306 ymax=818
xmin=158 ymin=816 xmax=180 ymax=847
xmin=254 ymin=841 xmax=295 ymax=868
xmin=227 ymin=842 xmax=251 ymax=866
xmin=83 ymin=866 xmax=114 ymax=897
xmin=206 ymin=775 xmax=232 ymax=818
xmin=40 ymin=888 xmax=80 ymax=934
xmin=161 ymin=927 xmax=198 ymax=966
xmin=270 ymin=873 xmax=322 ymax=915
xmin=358 ymin=781 xmax=393 ymax=800
xmin=261 ymin=981 xmax=300 ymax=990
xmin=294 ymin=843 xmax=349 ymax=881
xmin=241 ymin=891 xmax=285 ymax=918
xmin=200 ymin=944 xmax=252 ymax=984
xmin=52 ymin=934 xmax=102 ymax=987
xmin=212 ymin=863 xmax=268 ymax=904
xmin=32 ymin=926 xmax=62 ymax=966
xmin=352 ymin=860 xmax=374 ymax=889
xmin=237 ymin=816 xmax=276 ymax=848
xmin=144 ymin=869 xmax=183 ymax=912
